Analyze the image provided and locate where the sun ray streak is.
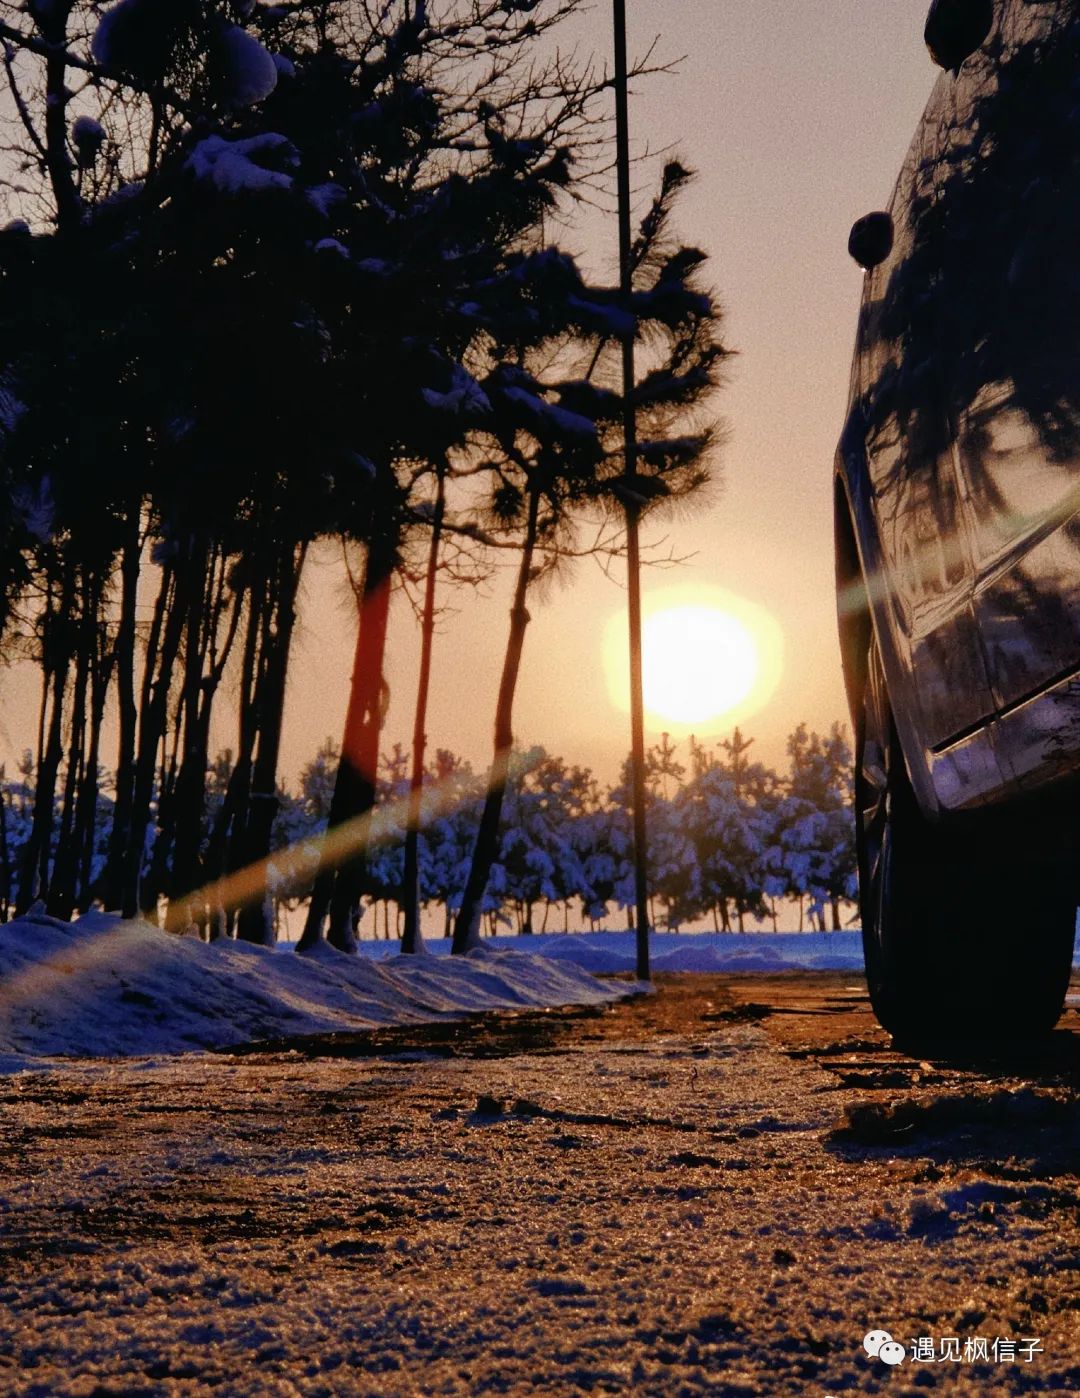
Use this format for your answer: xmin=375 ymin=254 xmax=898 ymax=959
xmin=835 ymin=485 xmax=1080 ymax=622
xmin=163 ymin=750 xmax=544 ymax=935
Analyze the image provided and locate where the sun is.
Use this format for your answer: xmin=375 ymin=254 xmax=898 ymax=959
xmin=603 ymin=586 xmax=783 ymax=732
xmin=641 ymin=607 xmax=757 ymax=723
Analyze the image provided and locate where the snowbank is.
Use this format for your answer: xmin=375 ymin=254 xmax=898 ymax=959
xmin=352 ymin=926 xmax=1080 ymax=975
xmin=5 ymin=920 xmax=1073 ymax=1067
xmin=0 ymin=913 xmax=623 ymax=1063
xmin=536 ymin=930 xmax=867 ymax=975
xmin=351 ymin=929 xmax=870 ymax=975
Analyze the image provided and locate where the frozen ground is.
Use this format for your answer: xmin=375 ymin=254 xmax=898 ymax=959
xmin=0 ymin=974 xmax=1077 ymax=1396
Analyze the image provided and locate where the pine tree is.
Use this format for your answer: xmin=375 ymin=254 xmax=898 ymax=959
xmin=452 ymin=162 xmax=729 ymax=952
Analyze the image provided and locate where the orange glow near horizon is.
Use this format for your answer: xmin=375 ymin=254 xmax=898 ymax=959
xmin=602 ymin=586 xmax=784 ymax=735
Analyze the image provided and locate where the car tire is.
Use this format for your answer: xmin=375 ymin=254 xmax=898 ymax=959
xmin=856 ymin=633 xmax=1076 ymax=1044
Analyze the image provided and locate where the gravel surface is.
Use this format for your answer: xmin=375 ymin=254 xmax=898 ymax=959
xmin=1 ymin=972 xmax=1078 ymax=1396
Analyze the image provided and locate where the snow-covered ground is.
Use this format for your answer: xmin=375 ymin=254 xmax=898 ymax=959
xmin=352 ymin=929 xmax=869 ymax=975
xmin=3 ymin=914 xmax=1077 ymax=1068
xmin=354 ymin=921 xmax=1080 ymax=977
xmin=0 ymin=911 xmax=624 ymax=1066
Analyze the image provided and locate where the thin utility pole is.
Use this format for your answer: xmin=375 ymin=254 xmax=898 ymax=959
xmin=613 ymin=0 xmax=651 ymax=981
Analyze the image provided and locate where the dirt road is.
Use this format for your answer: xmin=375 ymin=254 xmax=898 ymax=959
xmin=1 ymin=972 xmax=1078 ymax=1396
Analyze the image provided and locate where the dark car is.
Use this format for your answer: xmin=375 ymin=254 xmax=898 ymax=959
xmin=835 ymin=0 xmax=1080 ymax=1039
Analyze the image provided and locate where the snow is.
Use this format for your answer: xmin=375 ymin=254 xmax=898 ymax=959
xmin=185 ymin=133 xmax=298 ymax=196
xmin=11 ymin=476 xmax=54 ymax=542
xmin=27 ymin=0 xmax=63 ymax=24
xmin=0 ymin=913 xmax=624 ymax=1064
xmin=0 ymin=373 xmax=26 ymax=439
xmin=94 ymin=6 xmax=276 ymax=105
xmin=354 ymin=929 xmax=871 ymax=975
xmin=71 ymin=115 xmax=105 ymax=155
xmin=216 ymin=25 xmax=279 ymax=107
xmin=501 ymin=385 xmax=596 ymax=440
xmin=313 ymin=237 xmax=349 ymax=258
xmin=305 ymin=181 xmax=346 ymax=216
xmin=353 ymin=926 xmax=1080 ymax=976
xmin=4 ymin=915 xmax=1073 ymax=1068
xmin=90 ymin=0 xmax=139 ymax=69
xmin=98 ymin=180 xmax=144 ymax=211
xmin=422 ymin=362 xmax=492 ymax=416
xmin=567 ymin=292 xmax=635 ymax=339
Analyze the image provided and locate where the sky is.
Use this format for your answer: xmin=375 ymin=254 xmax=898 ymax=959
xmin=277 ymin=0 xmax=939 ymax=785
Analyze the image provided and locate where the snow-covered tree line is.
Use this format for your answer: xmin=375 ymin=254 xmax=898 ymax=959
xmin=0 ymin=724 xmax=857 ymax=934
xmin=0 ymin=0 xmax=727 ymax=946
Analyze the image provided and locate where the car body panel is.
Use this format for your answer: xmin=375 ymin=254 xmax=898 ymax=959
xmin=836 ymin=0 xmax=1080 ymax=817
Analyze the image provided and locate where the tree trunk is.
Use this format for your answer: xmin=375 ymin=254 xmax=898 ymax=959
xmin=452 ymin=488 xmax=540 ymax=955
xmin=121 ymin=553 xmax=187 ymax=919
xmin=205 ymin=580 xmax=264 ymax=918
xmin=100 ymin=504 xmax=142 ymax=910
xmin=75 ymin=592 xmax=113 ymax=913
xmin=140 ymin=735 xmax=180 ymax=924
xmin=17 ymin=567 xmax=74 ymax=914
xmin=19 ymin=649 xmax=67 ymax=913
xmin=171 ymin=552 xmax=243 ymax=912
xmin=0 ymin=772 xmax=11 ymax=921
xmin=401 ymin=467 xmax=445 ymax=954
xmin=152 ymin=544 xmax=214 ymax=915
xmin=40 ymin=7 xmax=80 ymax=232
xmin=46 ymin=569 xmax=93 ymax=919
xmin=298 ymin=534 xmax=396 ymax=953
xmin=236 ymin=542 xmax=305 ymax=945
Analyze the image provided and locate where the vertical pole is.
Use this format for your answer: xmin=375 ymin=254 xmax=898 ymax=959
xmin=613 ymin=0 xmax=650 ymax=981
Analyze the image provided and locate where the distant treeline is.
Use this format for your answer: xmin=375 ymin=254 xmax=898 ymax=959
xmin=0 ymin=724 xmax=856 ymax=937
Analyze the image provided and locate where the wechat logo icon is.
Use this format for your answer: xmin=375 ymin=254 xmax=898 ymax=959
xmin=864 ymin=1329 xmax=905 ymax=1366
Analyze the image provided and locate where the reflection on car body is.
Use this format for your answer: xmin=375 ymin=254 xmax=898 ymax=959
xmin=834 ymin=0 xmax=1080 ymax=1039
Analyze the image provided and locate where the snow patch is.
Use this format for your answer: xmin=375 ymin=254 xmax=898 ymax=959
xmin=305 ymin=182 xmax=346 ymax=216
xmin=351 ymin=930 xmax=871 ymax=976
xmin=0 ymin=914 xmax=622 ymax=1063
xmin=313 ymin=237 xmax=349 ymax=258
xmin=422 ymin=362 xmax=491 ymax=416
xmin=216 ymin=24 xmax=279 ymax=106
xmin=186 ymin=133 xmax=297 ymax=196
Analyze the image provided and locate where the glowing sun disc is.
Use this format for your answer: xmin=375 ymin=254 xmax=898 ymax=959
xmin=641 ymin=606 xmax=757 ymax=723
xmin=603 ymin=587 xmax=783 ymax=732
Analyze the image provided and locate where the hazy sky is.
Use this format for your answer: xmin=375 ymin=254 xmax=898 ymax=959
xmin=279 ymin=1 xmax=938 ymax=783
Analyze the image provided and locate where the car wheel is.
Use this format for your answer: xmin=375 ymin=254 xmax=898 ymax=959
xmin=856 ymin=634 xmax=1076 ymax=1043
